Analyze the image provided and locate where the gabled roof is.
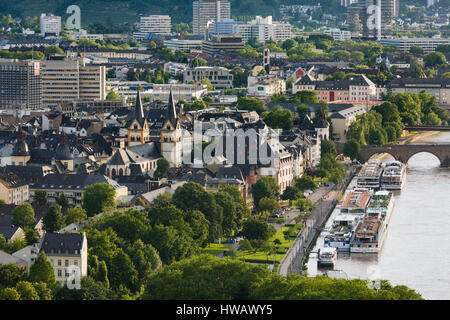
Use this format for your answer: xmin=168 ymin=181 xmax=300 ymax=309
xmin=108 ymin=149 xmax=131 ymax=166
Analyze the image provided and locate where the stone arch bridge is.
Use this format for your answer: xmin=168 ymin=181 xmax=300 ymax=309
xmin=360 ymin=144 xmax=450 ymax=167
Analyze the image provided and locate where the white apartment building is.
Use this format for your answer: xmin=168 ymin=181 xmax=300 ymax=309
xmin=324 ymin=28 xmax=352 ymax=41
xmin=379 ymin=36 xmax=450 ymax=53
xmin=184 ymin=66 xmax=233 ymax=89
xmin=40 ymin=14 xmax=61 ymax=37
xmin=193 ymin=0 xmax=231 ymax=36
xmin=41 ymin=58 xmax=106 ymax=107
xmin=247 ymin=76 xmax=286 ymax=99
xmin=233 ymin=16 xmax=292 ymax=44
xmin=140 ymin=15 xmax=171 ymax=36
xmin=164 ymin=39 xmax=203 ymax=52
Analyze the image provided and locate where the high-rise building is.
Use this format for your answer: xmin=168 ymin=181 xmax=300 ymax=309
xmin=346 ymin=0 xmax=395 ymax=38
xmin=140 ymin=15 xmax=172 ymax=35
xmin=193 ymin=0 xmax=231 ymax=37
xmin=0 ymin=60 xmax=42 ymax=109
xmin=40 ymin=13 xmax=61 ymax=37
xmin=41 ymin=58 xmax=106 ymax=107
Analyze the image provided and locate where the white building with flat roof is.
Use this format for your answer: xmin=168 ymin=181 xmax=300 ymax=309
xmin=140 ymin=15 xmax=171 ymax=36
xmin=379 ymin=36 xmax=450 ymax=53
xmin=233 ymin=16 xmax=292 ymax=44
xmin=324 ymin=28 xmax=352 ymax=41
xmin=164 ymin=39 xmax=203 ymax=52
xmin=40 ymin=14 xmax=61 ymax=37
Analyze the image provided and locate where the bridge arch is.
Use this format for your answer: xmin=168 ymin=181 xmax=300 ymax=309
xmin=360 ymin=145 xmax=450 ymax=167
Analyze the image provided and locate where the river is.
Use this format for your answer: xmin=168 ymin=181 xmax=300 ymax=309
xmin=306 ymin=132 xmax=450 ymax=300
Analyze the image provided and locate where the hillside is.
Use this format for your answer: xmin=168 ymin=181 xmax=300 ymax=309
xmin=0 ymin=0 xmax=283 ymax=26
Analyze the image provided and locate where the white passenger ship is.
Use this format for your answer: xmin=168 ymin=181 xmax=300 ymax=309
xmin=318 ymin=247 xmax=337 ymax=268
xmin=356 ymin=160 xmax=385 ymax=189
xmin=350 ymin=191 xmax=394 ymax=253
xmin=324 ymin=215 xmax=360 ymax=251
xmin=381 ymin=161 xmax=406 ymax=190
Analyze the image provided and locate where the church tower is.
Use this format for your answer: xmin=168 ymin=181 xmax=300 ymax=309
xmin=128 ymin=90 xmax=150 ymax=146
xmin=160 ymin=88 xmax=182 ymax=167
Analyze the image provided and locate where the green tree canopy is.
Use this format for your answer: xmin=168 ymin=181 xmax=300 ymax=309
xmin=43 ymin=205 xmax=65 ymax=233
xmin=28 ymin=253 xmax=55 ymax=287
xmin=82 ymin=183 xmax=116 ymax=217
xmin=11 ymin=203 xmax=35 ymax=229
xmin=251 ymin=176 xmax=280 ymax=208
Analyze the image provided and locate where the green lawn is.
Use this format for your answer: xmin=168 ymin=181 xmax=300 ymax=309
xmin=199 ymin=243 xmax=231 ymax=256
xmin=236 ymin=224 xmax=303 ymax=268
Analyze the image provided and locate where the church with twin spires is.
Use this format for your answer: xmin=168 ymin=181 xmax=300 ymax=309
xmin=126 ymin=88 xmax=182 ymax=168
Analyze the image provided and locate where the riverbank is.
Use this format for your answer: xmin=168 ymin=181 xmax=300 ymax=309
xmin=398 ymin=131 xmax=441 ymax=145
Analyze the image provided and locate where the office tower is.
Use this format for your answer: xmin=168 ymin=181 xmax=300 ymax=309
xmin=347 ymin=0 xmax=395 ymax=38
xmin=41 ymin=58 xmax=106 ymax=107
xmin=393 ymin=0 xmax=399 ymax=17
xmin=40 ymin=13 xmax=61 ymax=37
xmin=0 ymin=60 xmax=42 ymax=109
xmin=140 ymin=15 xmax=172 ymax=35
xmin=193 ymin=0 xmax=231 ymax=36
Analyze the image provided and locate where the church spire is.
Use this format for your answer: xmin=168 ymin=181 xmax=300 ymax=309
xmin=167 ymin=86 xmax=177 ymax=124
xmin=133 ymin=89 xmax=145 ymax=125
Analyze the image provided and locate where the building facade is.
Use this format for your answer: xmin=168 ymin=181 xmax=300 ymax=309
xmin=41 ymin=58 xmax=106 ymax=107
xmin=140 ymin=15 xmax=171 ymax=36
xmin=0 ymin=60 xmax=42 ymax=109
xmin=184 ymin=66 xmax=233 ymax=89
xmin=193 ymin=0 xmax=231 ymax=36
xmin=40 ymin=13 xmax=61 ymax=37
xmin=233 ymin=16 xmax=293 ymax=44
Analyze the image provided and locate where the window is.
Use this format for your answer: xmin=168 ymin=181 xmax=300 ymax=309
xmin=58 ymin=259 xmax=61 ymax=266
xmin=57 ymin=269 xmax=62 ymax=277
xmin=65 ymin=260 xmax=69 ymax=267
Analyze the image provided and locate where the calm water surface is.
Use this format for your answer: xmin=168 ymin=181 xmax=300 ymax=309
xmin=306 ymin=132 xmax=450 ymax=300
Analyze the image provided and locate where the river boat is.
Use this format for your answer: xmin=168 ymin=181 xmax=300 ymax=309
xmin=381 ymin=161 xmax=406 ymax=190
xmin=318 ymin=247 xmax=337 ymax=267
xmin=324 ymin=214 xmax=360 ymax=251
xmin=350 ymin=191 xmax=394 ymax=253
xmin=356 ymin=160 xmax=385 ymax=189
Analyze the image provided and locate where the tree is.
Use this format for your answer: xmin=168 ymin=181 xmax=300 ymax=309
xmin=43 ymin=45 xmax=65 ymax=57
xmin=106 ymin=91 xmax=120 ymax=101
xmin=64 ymin=207 xmax=87 ymax=225
xmin=409 ymin=45 xmax=423 ymax=55
xmin=24 ymin=227 xmax=39 ymax=245
xmin=257 ymin=197 xmax=280 ymax=215
xmin=54 ymin=277 xmax=117 ymax=300
xmin=321 ymin=139 xmax=337 ymax=157
xmin=15 ymin=281 xmax=40 ymax=300
xmin=190 ymin=57 xmax=207 ymax=68
xmin=43 ymin=205 xmax=65 ymax=233
xmin=251 ymin=176 xmax=280 ymax=208
xmin=126 ymin=240 xmax=162 ymax=283
xmin=33 ymin=190 xmax=47 ymax=205
xmin=442 ymin=72 xmax=450 ymax=79
xmin=294 ymin=175 xmax=317 ymax=192
xmin=82 ymin=183 xmax=116 ymax=217
xmin=172 ymin=182 xmax=223 ymax=242
xmin=0 ymin=263 xmax=24 ymax=288
xmin=236 ymin=97 xmax=266 ymax=114
xmin=141 ymin=255 xmax=271 ymax=300
xmin=57 ymin=194 xmax=69 ymax=209
xmin=263 ymin=106 xmax=294 ymax=130
xmin=0 ymin=287 xmax=20 ymax=300
xmin=281 ymin=186 xmax=301 ymax=205
xmin=297 ymin=90 xmax=319 ymax=104
xmin=108 ymin=248 xmax=139 ymax=292
xmin=153 ymin=158 xmax=170 ymax=180
xmin=201 ymin=78 xmax=214 ymax=91
xmin=343 ymin=139 xmax=361 ymax=160
xmin=11 ymin=203 xmax=35 ymax=229
xmin=32 ymin=282 xmax=52 ymax=300
xmin=241 ymin=219 xmax=276 ymax=241
xmin=423 ymin=52 xmax=447 ymax=68
xmin=297 ymin=104 xmax=310 ymax=119
xmin=28 ymin=253 xmax=55 ymax=287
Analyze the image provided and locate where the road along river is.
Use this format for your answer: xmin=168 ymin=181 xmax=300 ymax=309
xmin=306 ymin=132 xmax=450 ymax=300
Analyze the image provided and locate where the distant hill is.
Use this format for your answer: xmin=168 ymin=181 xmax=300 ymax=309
xmin=0 ymin=0 xmax=284 ymax=26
